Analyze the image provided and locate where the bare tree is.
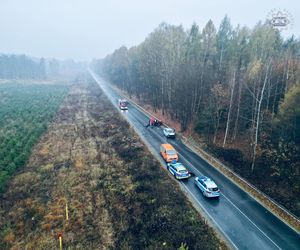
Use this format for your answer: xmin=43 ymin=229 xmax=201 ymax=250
xmin=251 ymin=60 xmax=272 ymax=171
xmin=223 ymin=70 xmax=236 ymax=147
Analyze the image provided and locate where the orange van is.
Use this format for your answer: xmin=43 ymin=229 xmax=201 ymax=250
xmin=160 ymin=144 xmax=179 ymax=162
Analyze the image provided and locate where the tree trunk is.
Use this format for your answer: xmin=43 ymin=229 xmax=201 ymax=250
xmin=284 ymin=55 xmax=291 ymax=94
xmin=195 ymin=45 xmax=209 ymax=114
xmin=213 ymin=111 xmax=221 ymax=144
xmin=271 ymin=76 xmax=280 ymax=119
xmin=219 ymin=43 xmax=224 ymax=71
xmin=161 ymin=78 xmax=164 ymax=115
xmin=223 ymin=71 xmax=235 ymax=147
xmin=233 ymin=78 xmax=242 ymax=140
xmin=251 ymin=62 xmax=271 ymax=171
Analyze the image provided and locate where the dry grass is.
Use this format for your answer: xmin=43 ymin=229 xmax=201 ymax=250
xmin=0 ymin=77 xmax=227 ymax=250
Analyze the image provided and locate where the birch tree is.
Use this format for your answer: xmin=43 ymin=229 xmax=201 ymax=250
xmin=251 ymin=60 xmax=272 ymax=171
xmin=223 ymin=70 xmax=235 ymax=147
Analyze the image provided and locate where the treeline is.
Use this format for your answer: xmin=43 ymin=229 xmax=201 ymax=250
xmin=46 ymin=58 xmax=87 ymax=79
xmin=0 ymin=54 xmax=46 ymax=79
xmin=93 ymin=17 xmax=300 ymax=216
xmin=0 ymin=54 xmax=87 ymax=80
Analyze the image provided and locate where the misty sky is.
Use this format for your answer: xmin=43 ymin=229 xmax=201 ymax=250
xmin=1 ymin=0 xmax=299 ymax=61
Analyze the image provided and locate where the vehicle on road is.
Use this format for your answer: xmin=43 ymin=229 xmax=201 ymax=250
xmin=153 ymin=119 xmax=162 ymax=126
xmin=146 ymin=117 xmax=162 ymax=127
xmin=195 ymin=176 xmax=220 ymax=198
xmin=160 ymin=143 xmax=178 ymax=162
xmin=163 ymin=127 xmax=176 ymax=138
xmin=118 ymin=99 xmax=128 ymax=110
xmin=167 ymin=162 xmax=190 ymax=179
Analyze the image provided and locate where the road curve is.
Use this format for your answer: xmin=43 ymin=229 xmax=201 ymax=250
xmin=89 ymin=70 xmax=300 ymax=250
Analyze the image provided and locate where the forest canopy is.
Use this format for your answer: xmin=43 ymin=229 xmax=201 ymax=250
xmin=93 ymin=17 xmax=300 ymax=216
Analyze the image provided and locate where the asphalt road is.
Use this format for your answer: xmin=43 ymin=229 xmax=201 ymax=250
xmin=90 ymin=70 xmax=300 ymax=250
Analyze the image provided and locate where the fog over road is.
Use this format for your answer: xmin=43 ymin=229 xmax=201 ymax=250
xmin=90 ymin=70 xmax=300 ymax=250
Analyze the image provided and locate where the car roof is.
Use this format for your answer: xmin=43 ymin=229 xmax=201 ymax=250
xmin=176 ymin=165 xmax=187 ymax=171
xmin=161 ymin=143 xmax=175 ymax=150
xmin=205 ymin=180 xmax=218 ymax=188
xmin=164 ymin=128 xmax=174 ymax=131
xmin=170 ymin=162 xmax=185 ymax=169
xmin=198 ymin=176 xmax=218 ymax=188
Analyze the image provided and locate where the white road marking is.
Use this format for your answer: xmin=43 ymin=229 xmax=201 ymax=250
xmin=90 ymin=70 xmax=283 ymax=250
xmin=221 ymin=193 xmax=281 ymax=250
xmin=181 ymin=182 xmax=239 ymax=250
xmin=178 ymin=153 xmax=282 ymax=250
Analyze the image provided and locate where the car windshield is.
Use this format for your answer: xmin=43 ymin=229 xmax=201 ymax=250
xmin=179 ymin=170 xmax=187 ymax=173
xmin=209 ymin=187 xmax=219 ymax=191
xmin=166 ymin=128 xmax=174 ymax=133
xmin=167 ymin=150 xmax=176 ymax=155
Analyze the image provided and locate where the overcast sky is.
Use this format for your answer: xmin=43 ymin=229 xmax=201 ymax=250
xmin=0 ymin=0 xmax=299 ymax=61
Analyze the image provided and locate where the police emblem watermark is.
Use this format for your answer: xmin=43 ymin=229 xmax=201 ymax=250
xmin=267 ymin=9 xmax=294 ymax=31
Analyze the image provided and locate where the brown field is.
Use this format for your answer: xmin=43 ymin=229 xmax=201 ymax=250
xmin=0 ymin=77 xmax=226 ymax=250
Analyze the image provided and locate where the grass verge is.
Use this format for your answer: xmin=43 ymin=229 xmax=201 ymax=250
xmin=0 ymin=77 xmax=227 ymax=249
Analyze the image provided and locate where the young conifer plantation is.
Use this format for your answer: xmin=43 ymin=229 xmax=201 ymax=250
xmin=0 ymin=83 xmax=68 ymax=192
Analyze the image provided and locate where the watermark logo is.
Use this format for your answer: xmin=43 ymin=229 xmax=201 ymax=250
xmin=267 ymin=9 xmax=294 ymax=31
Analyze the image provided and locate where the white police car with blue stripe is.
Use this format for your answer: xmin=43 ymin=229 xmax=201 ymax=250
xmin=167 ymin=162 xmax=191 ymax=180
xmin=194 ymin=176 xmax=220 ymax=198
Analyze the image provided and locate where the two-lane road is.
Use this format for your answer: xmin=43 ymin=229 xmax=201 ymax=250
xmin=90 ymin=70 xmax=300 ymax=250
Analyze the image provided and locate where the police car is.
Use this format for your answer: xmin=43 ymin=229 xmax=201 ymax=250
xmin=194 ymin=176 xmax=220 ymax=198
xmin=167 ymin=162 xmax=191 ymax=180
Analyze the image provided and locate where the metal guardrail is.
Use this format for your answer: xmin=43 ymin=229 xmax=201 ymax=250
xmin=182 ymin=136 xmax=300 ymax=229
xmin=91 ymin=71 xmax=300 ymax=232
